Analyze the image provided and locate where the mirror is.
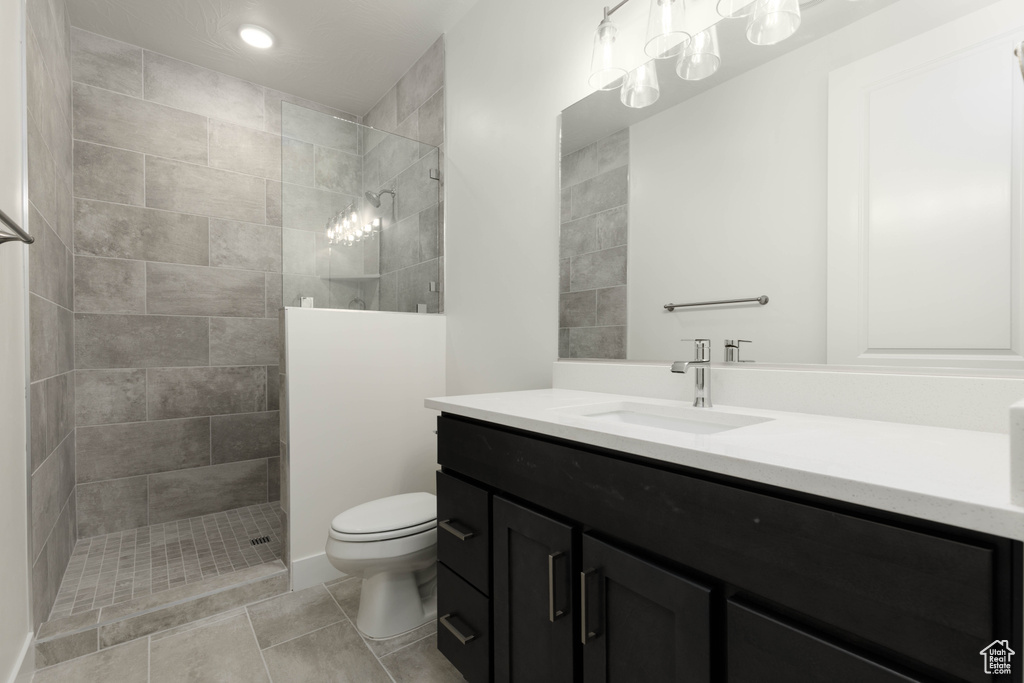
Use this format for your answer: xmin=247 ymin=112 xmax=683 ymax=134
xmin=559 ymin=0 xmax=1024 ymax=371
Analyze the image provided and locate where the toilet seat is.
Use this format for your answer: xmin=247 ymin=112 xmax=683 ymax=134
xmin=330 ymin=492 xmax=436 ymax=542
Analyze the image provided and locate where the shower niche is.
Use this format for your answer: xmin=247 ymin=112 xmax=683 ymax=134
xmin=281 ymin=102 xmax=443 ymax=313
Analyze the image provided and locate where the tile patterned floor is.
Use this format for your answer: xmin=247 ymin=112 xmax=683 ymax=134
xmin=49 ymin=504 xmax=284 ymax=620
xmin=33 ymin=576 xmax=463 ymax=683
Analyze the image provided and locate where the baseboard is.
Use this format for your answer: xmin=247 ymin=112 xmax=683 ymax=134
xmin=5 ymin=632 xmax=33 ymax=683
xmin=291 ymin=552 xmax=345 ymax=591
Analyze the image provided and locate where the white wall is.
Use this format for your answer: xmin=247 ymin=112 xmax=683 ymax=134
xmin=0 ymin=0 xmax=33 ymax=679
xmin=443 ymin=0 xmax=600 ymax=395
xmin=626 ymin=0 xmax=1004 ymax=364
xmin=285 ymin=309 xmax=446 ymax=589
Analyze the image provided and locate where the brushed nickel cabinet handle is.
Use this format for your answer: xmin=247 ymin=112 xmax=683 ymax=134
xmin=440 ymin=613 xmax=476 ymax=645
xmin=548 ymin=552 xmax=566 ymax=622
xmin=439 ymin=519 xmax=475 ymax=541
xmin=580 ymin=568 xmax=598 ymax=644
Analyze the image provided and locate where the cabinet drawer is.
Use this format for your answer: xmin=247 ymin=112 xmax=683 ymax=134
xmin=727 ymin=600 xmax=928 ymax=683
xmin=437 ymin=470 xmax=490 ymax=594
xmin=439 ymin=415 xmax=1008 ymax=683
xmin=438 ymin=562 xmax=491 ymax=683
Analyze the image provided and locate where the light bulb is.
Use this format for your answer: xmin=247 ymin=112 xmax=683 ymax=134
xmin=620 ymin=62 xmax=660 ymax=109
xmin=676 ymin=26 xmax=720 ymax=81
xmin=589 ymin=17 xmax=627 ymax=91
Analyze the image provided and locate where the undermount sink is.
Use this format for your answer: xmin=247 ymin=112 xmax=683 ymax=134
xmin=555 ymin=401 xmax=772 ymax=435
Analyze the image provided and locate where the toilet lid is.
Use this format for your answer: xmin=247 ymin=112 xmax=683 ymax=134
xmin=331 ymin=492 xmax=436 ymax=535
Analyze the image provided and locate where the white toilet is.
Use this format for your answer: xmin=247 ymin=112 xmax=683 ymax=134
xmin=325 ymin=492 xmax=438 ymax=639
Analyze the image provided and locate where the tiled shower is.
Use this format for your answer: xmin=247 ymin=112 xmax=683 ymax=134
xmin=25 ymin=0 xmax=446 ymax=653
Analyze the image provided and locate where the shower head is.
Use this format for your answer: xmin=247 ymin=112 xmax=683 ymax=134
xmin=364 ymin=189 xmax=395 ymax=208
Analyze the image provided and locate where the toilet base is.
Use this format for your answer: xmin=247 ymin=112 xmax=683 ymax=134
xmin=355 ymin=570 xmax=438 ymax=639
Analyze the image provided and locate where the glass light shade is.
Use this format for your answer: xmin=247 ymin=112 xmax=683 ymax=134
xmin=589 ymin=19 xmax=627 ymax=91
xmin=747 ymin=0 xmax=801 ymax=46
xmin=620 ymin=62 xmax=660 ymax=109
xmin=717 ymin=0 xmax=756 ymax=18
xmin=644 ymin=0 xmax=691 ymax=59
xmin=676 ymin=26 xmax=720 ymax=81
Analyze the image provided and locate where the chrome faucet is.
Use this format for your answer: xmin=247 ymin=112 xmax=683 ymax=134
xmin=671 ymin=339 xmax=712 ymax=408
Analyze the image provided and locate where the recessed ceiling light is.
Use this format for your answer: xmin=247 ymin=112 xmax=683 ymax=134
xmin=240 ymin=25 xmax=274 ymax=49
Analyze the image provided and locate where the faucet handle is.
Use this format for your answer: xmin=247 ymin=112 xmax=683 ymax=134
xmin=680 ymin=339 xmax=711 ymax=361
xmin=724 ymin=339 xmax=754 ymax=363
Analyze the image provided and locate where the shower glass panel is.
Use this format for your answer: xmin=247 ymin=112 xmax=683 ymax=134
xmin=280 ymin=102 xmax=442 ymax=313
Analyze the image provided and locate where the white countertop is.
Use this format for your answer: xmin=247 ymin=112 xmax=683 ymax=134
xmin=426 ymin=389 xmax=1024 ymax=542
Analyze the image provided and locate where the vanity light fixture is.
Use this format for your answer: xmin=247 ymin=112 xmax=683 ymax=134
xmin=621 ymin=61 xmax=660 ymax=108
xmin=644 ymin=0 xmax=691 ymax=59
xmin=326 ymin=204 xmax=382 ymax=247
xmin=676 ymin=26 xmax=720 ymax=81
xmin=591 ymin=0 xmax=824 ymax=108
xmin=746 ymin=0 xmax=802 ymax=46
xmin=240 ymin=24 xmax=274 ymax=49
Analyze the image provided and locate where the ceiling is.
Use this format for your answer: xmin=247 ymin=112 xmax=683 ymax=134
xmin=67 ymin=0 xmax=479 ymax=116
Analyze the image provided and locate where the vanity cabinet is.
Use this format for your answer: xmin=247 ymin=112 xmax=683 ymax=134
xmin=436 ymin=414 xmax=1022 ymax=683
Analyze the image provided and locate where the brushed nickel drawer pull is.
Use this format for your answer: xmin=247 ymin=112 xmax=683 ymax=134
xmin=580 ymin=568 xmax=599 ymax=644
xmin=548 ymin=552 xmax=566 ymax=622
xmin=440 ymin=613 xmax=476 ymax=645
xmin=439 ymin=519 xmax=475 ymax=541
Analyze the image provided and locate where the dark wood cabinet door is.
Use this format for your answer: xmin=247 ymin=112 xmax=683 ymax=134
xmin=727 ymin=600 xmax=930 ymax=683
xmin=580 ymin=534 xmax=712 ymax=683
xmin=493 ymin=496 xmax=576 ymax=683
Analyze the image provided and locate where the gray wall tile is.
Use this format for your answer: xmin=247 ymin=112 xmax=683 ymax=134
xmin=596 ymin=286 xmax=627 ymax=326
xmin=209 ymin=318 xmax=280 ymax=366
xmin=266 ymin=180 xmax=282 ymax=227
xmin=396 ymin=38 xmax=444 ymax=123
xmin=265 ymin=88 xmax=356 ymax=135
xmin=32 ymin=498 xmax=76 ymax=629
xmin=568 ymin=326 xmax=626 ymax=359
xmin=394 ymin=153 xmax=439 ymax=222
xmin=281 ymin=103 xmax=358 ymax=153
xmin=560 ymin=259 xmax=570 ymax=293
xmin=74 ymin=199 xmax=209 ymax=265
xmin=268 ymin=456 xmax=280 ymax=502
xmin=281 ymin=182 xmax=353 ymax=231
xmin=145 ymin=157 xmax=265 ymax=224
xmin=560 ymin=290 xmax=596 ymax=328
xmin=27 ymin=116 xmax=56 ymax=226
xmin=30 ymin=294 xmax=59 ymax=380
xmin=143 ymin=51 xmax=264 ymax=129
xmin=57 ymin=304 xmax=73 ymax=375
xmin=282 ymin=228 xmax=316 ymax=276
xmin=209 ymin=120 xmax=281 ymax=180
xmin=30 ymin=372 xmax=74 ymax=473
xmin=148 ymin=460 xmax=268 ymax=524
xmin=380 ymin=214 xmax=419 ymax=274
xmin=562 ymin=144 xmax=598 ymax=188
xmin=31 ymin=431 xmax=74 ymax=559
xmin=560 ymin=214 xmax=598 ymax=259
xmin=73 ymin=82 xmax=209 ymax=165
xmin=364 ymin=86 xmax=396 ymax=140
xmin=282 ymin=273 xmax=329 ymax=309
xmin=368 ymin=134 xmax=420 ymax=188
xmin=561 ymin=187 xmax=571 ymax=223
xmin=147 ymin=263 xmax=266 ymax=317
xmin=569 ymin=246 xmax=627 ymax=291
xmin=73 ymin=141 xmax=144 ymax=205
xmin=570 ymin=165 xmax=628 ymax=220
xmin=75 ymin=313 xmax=210 ymax=369
xmin=29 ymin=216 xmax=71 ymax=308
xmin=75 ymin=369 xmax=147 ymax=426
xmin=265 ymin=273 xmax=283 ymax=317
xmin=314 ymin=146 xmax=361 ymax=195
xmin=281 ymin=137 xmax=314 ymax=187
xmin=77 ymin=476 xmax=149 ymax=536
xmin=147 ymin=366 xmax=267 ymax=420
xmin=396 ymin=259 xmax=440 ymax=314
xmin=266 ymin=367 xmax=279 ymax=410
xmin=71 ymin=28 xmax=142 ymax=97
xmin=209 ymin=220 xmax=282 ymax=273
xmin=597 ymin=128 xmax=629 ymax=173
xmin=418 ymin=89 xmax=444 ymax=148
xmin=211 ymin=412 xmax=279 ymax=464
xmin=77 ymin=418 xmax=210 ymax=483
xmin=74 ymin=256 xmax=146 ymax=314
xmin=597 ymin=206 xmax=627 ymax=249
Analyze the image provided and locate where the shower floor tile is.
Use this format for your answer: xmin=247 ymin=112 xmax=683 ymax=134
xmin=49 ymin=503 xmax=283 ymax=621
